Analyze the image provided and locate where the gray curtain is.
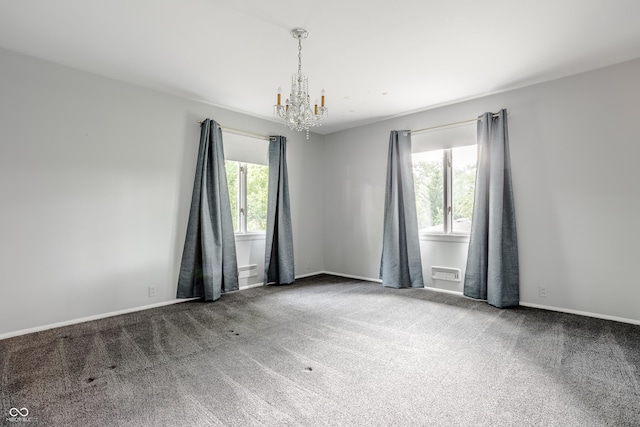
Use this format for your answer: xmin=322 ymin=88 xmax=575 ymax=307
xmin=264 ymin=136 xmax=295 ymax=285
xmin=177 ymin=118 xmax=238 ymax=301
xmin=464 ymin=109 xmax=519 ymax=308
xmin=380 ymin=130 xmax=424 ymax=288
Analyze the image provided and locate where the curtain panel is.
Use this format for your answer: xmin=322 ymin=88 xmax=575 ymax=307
xmin=464 ymin=109 xmax=519 ymax=308
xmin=176 ymin=118 xmax=239 ymax=301
xmin=380 ymin=130 xmax=424 ymax=288
xmin=264 ymin=136 xmax=295 ymax=285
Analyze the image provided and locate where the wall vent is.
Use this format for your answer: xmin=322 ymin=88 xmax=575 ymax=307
xmin=238 ymin=264 xmax=258 ymax=279
xmin=431 ymin=266 xmax=461 ymax=282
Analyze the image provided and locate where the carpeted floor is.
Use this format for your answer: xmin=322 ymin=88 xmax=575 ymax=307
xmin=1 ymin=274 xmax=639 ymax=426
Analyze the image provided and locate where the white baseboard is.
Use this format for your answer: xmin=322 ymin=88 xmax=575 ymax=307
xmin=237 ymin=271 xmax=326 ymax=287
xmin=424 ymin=286 xmax=464 ymax=296
xmin=324 ymin=273 xmax=464 ymax=297
xmin=0 ymin=298 xmax=198 ymax=341
xmin=322 ymin=272 xmax=640 ymax=326
xmin=1 ymin=273 xmax=326 ymax=340
xmin=519 ymin=302 xmax=640 ymax=326
xmin=5 ymin=275 xmax=637 ymax=340
xmin=321 ymin=271 xmax=383 ymax=283
xmin=295 ymin=271 xmax=327 ymax=280
xmin=238 ymin=282 xmax=264 ymax=291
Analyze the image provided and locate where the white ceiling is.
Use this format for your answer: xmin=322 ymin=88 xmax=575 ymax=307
xmin=1 ymin=0 xmax=639 ymax=134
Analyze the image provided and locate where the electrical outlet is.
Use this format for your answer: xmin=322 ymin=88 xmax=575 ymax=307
xmin=148 ymin=286 xmax=157 ymax=298
xmin=538 ymin=286 xmax=547 ymax=298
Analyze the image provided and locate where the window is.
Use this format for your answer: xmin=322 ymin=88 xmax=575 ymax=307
xmin=226 ymin=160 xmax=269 ymax=234
xmin=412 ymin=145 xmax=477 ymax=235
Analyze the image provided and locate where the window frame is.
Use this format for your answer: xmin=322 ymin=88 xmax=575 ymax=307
xmin=227 ymin=161 xmax=268 ymax=238
xmin=414 ymin=146 xmax=475 ymax=242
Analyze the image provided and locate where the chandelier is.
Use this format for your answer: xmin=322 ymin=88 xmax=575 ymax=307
xmin=273 ymin=28 xmax=327 ymax=139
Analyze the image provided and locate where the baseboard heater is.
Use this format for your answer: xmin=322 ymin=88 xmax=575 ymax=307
xmin=431 ymin=266 xmax=461 ymax=282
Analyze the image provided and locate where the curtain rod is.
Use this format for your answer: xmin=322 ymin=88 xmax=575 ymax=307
xmin=407 ymin=112 xmax=508 ymax=136
xmin=197 ymin=121 xmax=271 ymax=141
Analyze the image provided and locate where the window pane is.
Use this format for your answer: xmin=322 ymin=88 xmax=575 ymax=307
xmin=412 ymin=150 xmax=444 ymax=233
xmin=246 ymin=163 xmax=269 ymax=232
xmin=225 ymin=160 xmax=239 ymax=232
xmin=451 ymin=145 xmax=477 ymax=234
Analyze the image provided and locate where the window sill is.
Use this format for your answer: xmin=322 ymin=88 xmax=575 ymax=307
xmin=234 ymin=233 xmax=266 ymax=242
xmin=419 ymin=233 xmax=470 ymax=243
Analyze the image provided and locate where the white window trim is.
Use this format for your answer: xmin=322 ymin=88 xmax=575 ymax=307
xmin=231 ymin=162 xmax=267 ymax=237
xmin=419 ymin=232 xmax=470 ymax=243
xmin=237 ymin=163 xmax=248 ymax=234
xmin=235 ymin=232 xmax=266 ymax=241
xmin=444 ymin=149 xmax=453 ymax=234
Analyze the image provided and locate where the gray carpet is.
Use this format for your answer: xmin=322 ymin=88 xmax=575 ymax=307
xmin=1 ymin=274 xmax=639 ymax=426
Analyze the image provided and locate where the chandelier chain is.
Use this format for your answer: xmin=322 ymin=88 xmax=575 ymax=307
xmin=298 ymin=38 xmax=302 ymax=75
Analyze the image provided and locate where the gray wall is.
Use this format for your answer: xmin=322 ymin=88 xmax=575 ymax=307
xmin=2 ymin=45 xmax=639 ymax=337
xmin=0 ymin=48 xmax=325 ymax=336
xmin=324 ymin=58 xmax=640 ymax=323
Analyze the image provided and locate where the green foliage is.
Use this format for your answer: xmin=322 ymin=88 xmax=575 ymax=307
xmin=225 ymin=161 xmax=269 ymax=233
xmin=246 ymin=164 xmax=269 ymax=232
xmin=413 ymin=147 xmax=477 ymax=233
xmin=413 ymin=159 xmax=444 ymax=231
xmin=452 ymin=162 xmax=476 ymax=222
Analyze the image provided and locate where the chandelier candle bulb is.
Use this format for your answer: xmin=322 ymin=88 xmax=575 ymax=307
xmin=321 ymin=90 xmax=325 ymax=107
xmin=277 ymin=87 xmax=282 ymax=105
xmin=315 ymin=100 xmax=318 ymax=115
